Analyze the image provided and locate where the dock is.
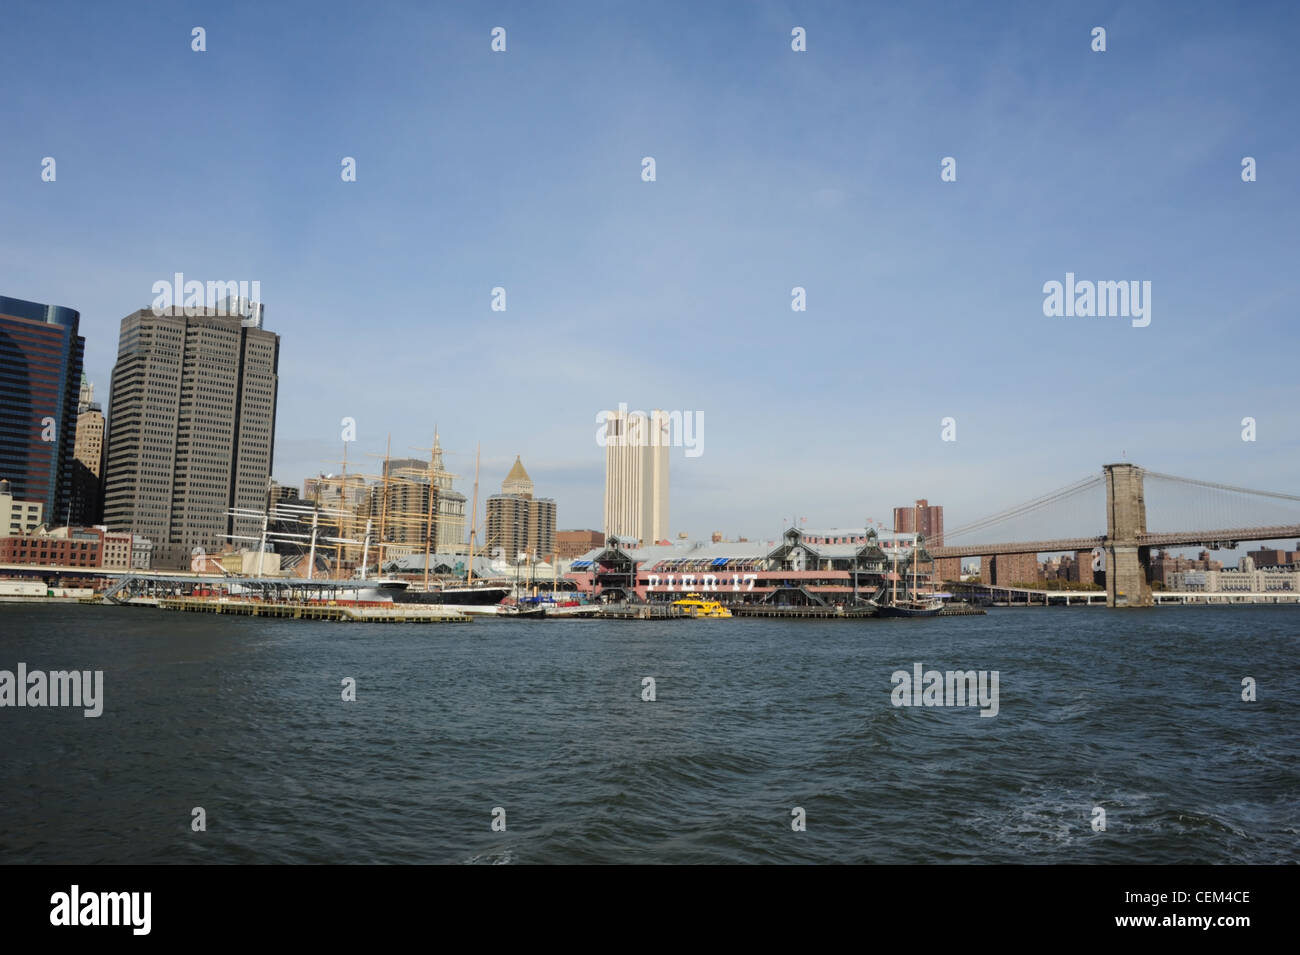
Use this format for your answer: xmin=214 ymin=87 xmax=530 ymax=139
xmin=597 ymin=604 xmax=689 ymax=620
xmin=730 ymin=603 xmax=986 ymax=618
xmin=731 ymin=605 xmax=878 ymax=618
xmin=156 ymin=598 xmax=470 ymax=623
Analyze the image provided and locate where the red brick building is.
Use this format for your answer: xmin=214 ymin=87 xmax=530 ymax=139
xmin=1147 ymin=549 xmax=1224 ymax=587
xmin=1245 ymin=544 xmax=1300 ymax=569
xmin=893 ymin=499 xmax=943 ymax=541
xmin=0 ymin=528 xmax=102 ymax=567
xmin=557 ymin=529 xmax=604 ymax=560
xmin=982 ymin=552 xmax=1042 ymax=587
xmin=894 ymin=499 xmax=962 ymax=582
xmin=1071 ymin=550 xmax=1097 ymax=586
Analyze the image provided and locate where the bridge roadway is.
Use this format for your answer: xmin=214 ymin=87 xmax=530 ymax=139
xmin=945 ymin=583 xmax=1297 ymax=605
xmin=929 ymin=524 xmax=1300 ymax=559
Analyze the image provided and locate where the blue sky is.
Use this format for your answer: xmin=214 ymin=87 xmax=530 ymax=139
xmin=4 ymin=0 xmax=1298 ymax=546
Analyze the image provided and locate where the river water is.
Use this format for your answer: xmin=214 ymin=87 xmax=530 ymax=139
xmin=0 ymin=604 xmax=1295 ymax=863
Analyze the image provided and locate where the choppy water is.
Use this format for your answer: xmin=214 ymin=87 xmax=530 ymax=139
xmin=0 ymin=604 xmax=1295 ymax=864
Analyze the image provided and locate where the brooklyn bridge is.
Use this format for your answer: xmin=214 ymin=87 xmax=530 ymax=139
xmin=929 ymin=463 xmax=1300 ymax=608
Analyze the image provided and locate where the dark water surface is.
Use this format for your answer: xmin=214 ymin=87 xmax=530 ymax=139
xmin=0 ymin=604 xmax=1295 ymax=864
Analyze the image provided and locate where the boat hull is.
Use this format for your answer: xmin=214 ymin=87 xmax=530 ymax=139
xmin=876 ymin=605 xmax=943 ymax=618
xmin=543 ymin=605 xmax=602 ymax=618
xmin=495 ymin=606 xmax=547 ymax=618
xmin=392 ymin=586 xmax=509 ymax=606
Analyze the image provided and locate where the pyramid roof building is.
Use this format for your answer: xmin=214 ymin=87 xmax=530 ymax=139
xmin=502 ymin=455 xmax=533 ymax=497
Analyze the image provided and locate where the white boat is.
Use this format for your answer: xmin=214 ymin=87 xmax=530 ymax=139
xmin=543 ymin=603 xmax=601 ymax=618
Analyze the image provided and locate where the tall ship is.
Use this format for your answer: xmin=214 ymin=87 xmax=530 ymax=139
xmin=874 ymin=595 xmax=943 ymax=617
xmin=385 ymin=581 xmax=510 ymax=606
xmin=344 ymin=441 xmax=517 ymax=611
xmin=872 ymin=503 xmax=944 ymax=617
xmin=352 ymin=579 xmax=508 ymax=614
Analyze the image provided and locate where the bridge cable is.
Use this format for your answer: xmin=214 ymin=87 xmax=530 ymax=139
xmin=945 ymin=474 xmax=1103 ymax=541
xmin=1141 ymin=470 xmax=1300 ymax=503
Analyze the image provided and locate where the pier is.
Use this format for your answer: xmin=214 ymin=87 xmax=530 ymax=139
xmin=731 ymin=604 xmax=986 ymax=618
xmin=597 ymin=604 xmax=688 ymax=620
xmin=731 ymin=605 xmax=878 ymax=618
xmin=156 ymin=598 xmax=470 ymax=623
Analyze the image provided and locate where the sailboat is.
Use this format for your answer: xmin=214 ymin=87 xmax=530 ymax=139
xmin=876 ymin=596 xmax=944 ymax=618
xmin=538 ymin=557 xmax=600 ymax=617
xmin=875 ymin=504 xmax=944 ymax=618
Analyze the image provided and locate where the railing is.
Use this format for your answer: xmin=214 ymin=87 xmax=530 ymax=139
xmin=931 ymin=537 xmax=1103 ymax=558
xmin=932 ymin=524 xmax=1300 ymax=558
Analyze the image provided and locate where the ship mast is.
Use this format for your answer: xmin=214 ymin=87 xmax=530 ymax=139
xmin=375 ymin=433 xmax=392 ymax=574
xmin=335 ymin=441 xmax=348 ymax=579
xmin=912 ymin=501 xmax=919 ymax=602
xmin=423 ymin=434 xmax=437 ymax=591
xmin=891 ymin=510 xmax=899 ymax=605
xmin=853 ymin=516 xmax=862 ymax=604
xmin=467 ymin=444 xmax=480 ymax=585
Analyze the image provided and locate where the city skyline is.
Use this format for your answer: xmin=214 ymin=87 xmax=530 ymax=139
xmin=1 ymin=2 xmax=1297 ymax=884
xmin=20 ymin=311 xmax=1300 ymax=566
xmin=3 ymin=1 xmax=1297 ymax=542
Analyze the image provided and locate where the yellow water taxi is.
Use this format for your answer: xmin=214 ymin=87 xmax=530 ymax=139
xmin=671 ymin=594 xmax=733 ymax=618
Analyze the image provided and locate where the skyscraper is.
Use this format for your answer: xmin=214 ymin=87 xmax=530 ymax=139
xmin=892 ymin=498 xmax=944 ymax=542
xmin=485 ymin=456 xmax=556 ymax=560
xmin=102 ymin=303 xmax=279 ymax=568
xmin=70 ymin=376 xmax=105 ymax=525
xmin=365 ymin=459 xmax=437 ymax=558
xmin=603 ymin=407 xmax=670 ymax=545
xmin=0 ymin=296 xmax=85 ymax=524
xmin=429 ymin=431 xmax=467 ymax=553
xmin=602 ymin=408 xmax=669 ymax=545
xmin=302 ymin=471 xmax=368 ymax=561
xmin=361 ymin=432 xmax=469 ymax=558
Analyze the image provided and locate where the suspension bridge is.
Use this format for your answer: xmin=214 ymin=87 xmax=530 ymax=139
xmin=929 ymin=463 xmax=1300 ymax=607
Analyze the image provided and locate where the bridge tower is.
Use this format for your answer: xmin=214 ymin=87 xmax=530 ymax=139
xmin=1103 ymin=463 xmax=1153 ymax=608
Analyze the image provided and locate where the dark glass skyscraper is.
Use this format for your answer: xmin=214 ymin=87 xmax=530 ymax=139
xmin=0 ymin=296 xmax=85 ymax=524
